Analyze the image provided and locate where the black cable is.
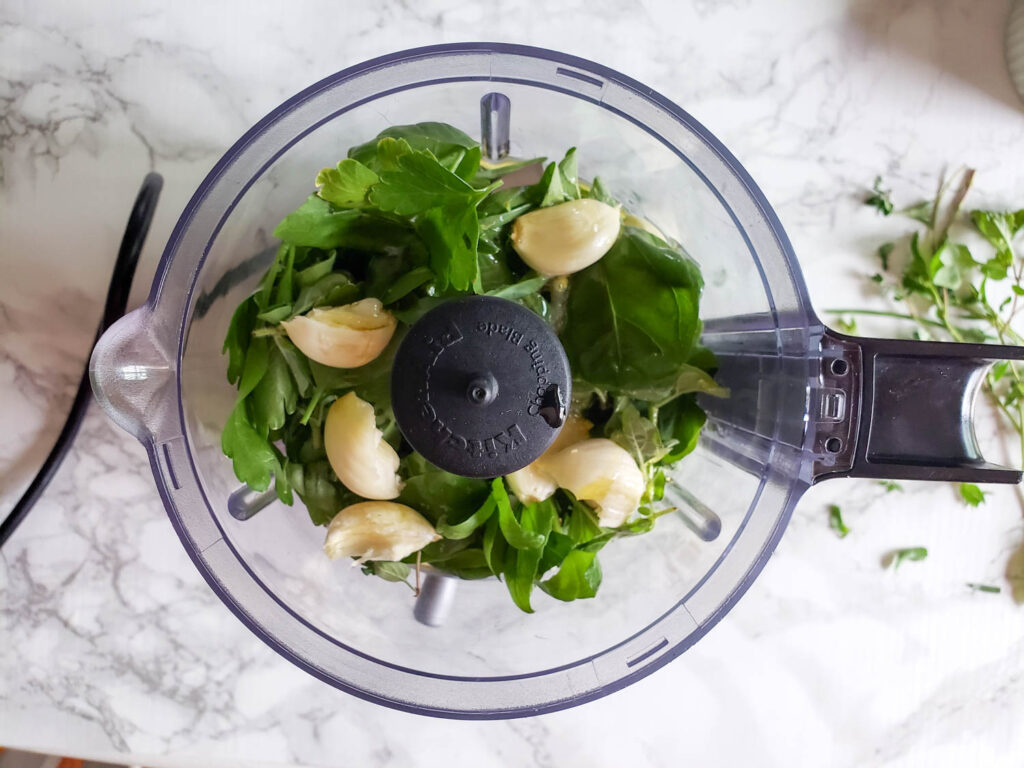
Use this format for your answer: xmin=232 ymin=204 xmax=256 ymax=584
xmin=0 ymin=173 xmax=163 ymax=548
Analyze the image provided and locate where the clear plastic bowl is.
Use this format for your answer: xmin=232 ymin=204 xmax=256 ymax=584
xmin=87 ymin=44 xmax=856 ymax=718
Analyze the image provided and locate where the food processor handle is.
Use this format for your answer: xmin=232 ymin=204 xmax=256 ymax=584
xmin=811 ymin=329 xmax=1024 ymax=483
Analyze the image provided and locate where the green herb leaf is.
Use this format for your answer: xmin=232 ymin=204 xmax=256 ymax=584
xmin=966 ymin=582 xmax=1001 ymax=594
xmin=493 ymin=478 xmax=546 ymax=551
xmin=890 ymin=546 xmax=928 ymax=569
xmin=436 ymin=496 xmax=497 ymax=540
xmin=250 ymin=343 xmax=298 ymax=436
xmin=501 ymin=498 xmax=556 ymax=612
xmin=398 ymin=453 xmax=491 ymax=526
xmin=221 ymin=401 xmax=279 ymax=492
xmin=878 ymin=480 xmax=904 ymax=493
xmin=971 ymin=209 xmax=1024 ymax=257
xmin=316 ymin=158 xmax=380 ymax=208
xmin=828 ymin=504 xmax=850 ymax=538
xmin=362 ymin=560 xmax=412 ymax=586
xmin=370 ymin=149 xmax=484 ymax=216
xmin=349 ymin=122 xmax=480 ymax=178
xmin=562 ymin=227 xmax=704 ymax=396
xmin=901 ymin=200 xmax=934 ymax=226
xmin=541 ymin=549 xmax=602 ymax=602
xmin=416 ymin=202 xmax=480 ymax=292
xmin=485 ymin=273 xmax=548 ymax=300
xmin=958 ymin=482 xmax=987 ymax=507
xmin=865 ymin=176 xmax=894 ymax=216
xmin=224 ymin=296 xmax=258 ymax=385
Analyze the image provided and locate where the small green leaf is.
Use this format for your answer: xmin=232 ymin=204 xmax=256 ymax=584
xmin=221 ymin=401 xmax=279 ymax=492
xmin=828 ymin=504 xmax=850 ymax=538
xmin=316 ymin=158 xmax=380 ymax=208
xmin=493 ymin=479 xmax=546 ymax=551
xmin=223 ymin=296 xmax=258 ymax=385
xmin=486 ymin=274 xmax=549 ymax=300
xmin=966 ymin=582 xmax=1001 ymax=594
xmin=362 ymin=560 xmax=412 ymax=586
xmin=381 ymin=266 xmax=434 ymax=304
xmin=901 ymin=200 xmax=934 ymax=225
xmin=587 ymin=176 xmax=619 ymax=206
xmin=295 ymin=254 xmax=337 ymax=288
xmin=540 ymin=549 xmax=602 ymax=602
xmin=436 ymin=496 xmax=497 ymax=540
xmin=958 ymin=482 xmax=987 ymax=507
xmin=878 ymin=480 xmax=904 ymax=493
xmin=865 ymin=176 xmax=894 ymax=216
xmin=889 ymin=546 xmax=928 ymax=569
xmin=878 ymin=242 xmax=895 ymax=271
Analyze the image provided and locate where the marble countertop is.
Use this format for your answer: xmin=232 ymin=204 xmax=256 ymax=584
xmin=3 ymin=0 xmax=1024 ymax=765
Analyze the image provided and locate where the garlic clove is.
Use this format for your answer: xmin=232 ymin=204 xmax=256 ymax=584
xmin=324 ymin=392 xmax=402 ymax=500
xmin=324 ymin=501 xmax=440 ymax=563
xmin=505 ymin=414 xmax=593 ymax=505
xmin=281 ymin=298 xmax=396 ymax=368
xmin=543 ymin=438 xmax=645 ymax=528
xmin=505 ymin=465 xmax=557 ymax=505
xmin=511 ymin=198 xmax=621 ymax=277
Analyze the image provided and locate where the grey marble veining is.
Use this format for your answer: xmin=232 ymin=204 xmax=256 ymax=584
xmin=2 ymin=0 xmax=1024 ymax=766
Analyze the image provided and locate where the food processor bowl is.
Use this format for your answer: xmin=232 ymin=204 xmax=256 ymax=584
xmin=89 ymin=44 xmax=1024 ymax=718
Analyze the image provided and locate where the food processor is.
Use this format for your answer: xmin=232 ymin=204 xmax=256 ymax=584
xmin=82 ymin=43 xmax=1024 ymax=719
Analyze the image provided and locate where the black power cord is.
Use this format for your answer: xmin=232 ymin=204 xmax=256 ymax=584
xmin=0 ymin=173 xmax=163 ymax=548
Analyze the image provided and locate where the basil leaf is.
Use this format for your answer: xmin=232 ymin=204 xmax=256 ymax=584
xmin=562 ymin=227 xmax=703 ymax=395
xmin=223 ymin=295 xmax=258 ymax=385
xmin=381 ymin=266 xmax=434 ymax=304
xmin=315 ymin=159 xmax=379 ymax=208
xmin=493 ymin=479 xmax=546 ymax=551
xmin=362 ymin=560 xmax=412 ymax=585
xmin=295 ymin=253 xmax=336 ymax=288
xmin=586 ymin=176 xmax=619 ymax=206
xmin=288 ymin=459 xmax=359 ymax=526
xmin=274 ymin=196 xmax=364 ymax=249
xmin=221 ymin=401 xmax=279 ymax=492
xmin=474 ymin=157 xmax=545 ymax=182
xmin=237 ymin=335 xmax=270 ymax=399
xmin=541 ymin=549 xmax=602 ymax=602
xmin=607 ymin=400 xmax=669 ymax=468
xmin=436 ymin=496 xmax=497 ymax=540
xmin=538 ymin=531 xmax=575 ymax=575
xmin=501 ymin=499 xmax=556 ymax=612
xmin=865 ymin=176 xmax=894 ymax=216
xmin=657 ymin=395 xmax=705 ymax=464
xmin=398 ymin=454 xmax=490 ymax=525
xmin=291 ymin=273 xmax=360 ymax=317
xmin=486 ymin=274 xmax=548 ymax=300
xmin=482 ymin=513 xmax=506 ymax=576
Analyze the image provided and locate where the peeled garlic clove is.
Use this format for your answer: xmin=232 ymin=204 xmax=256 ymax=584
xmin=505 ymin=414 xmax=593 ymax=504
xmin=281 ymin=298 xmax=396 ymax=368
xmin=324 ymin=501 xmax=440 ymax=562
xmin=325 ymin=392 xmax=402 ymax=500
xmin=543 ymin=438 xmax=645 ymax=528
xmin=505 ymin=466 xmax=557 ymax=505
xmin=511 ymin=198 xmax=621 ymax=277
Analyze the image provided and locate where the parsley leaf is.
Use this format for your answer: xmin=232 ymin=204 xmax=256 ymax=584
xmin=315 ymin=158 xmax=379 ymax=208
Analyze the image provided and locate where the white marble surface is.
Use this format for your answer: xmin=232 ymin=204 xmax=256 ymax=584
xmin=2 ymin=0 xmax=1024 ymax=765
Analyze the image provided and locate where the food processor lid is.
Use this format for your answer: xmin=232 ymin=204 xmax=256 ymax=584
xmin=390 ymin=295 xmax=570 ymax=477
